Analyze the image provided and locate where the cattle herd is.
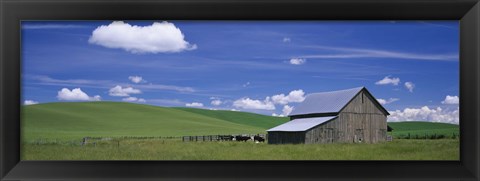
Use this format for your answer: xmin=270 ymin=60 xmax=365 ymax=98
xmin=218 ymin=134 xmax=266 ymax=142
xmin=182 ymin=134 xmax=267 ymax=143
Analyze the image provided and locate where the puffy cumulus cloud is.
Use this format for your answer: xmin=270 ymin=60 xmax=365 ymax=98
xmin=271 ymin=89 xmax=305 ymax=105
xmin=128 ymin=76 xmax=145 ymax=84
xmin=109 ymin=85 xmax=141 ymax=97
xmin=289 ymin=58 xmax=306 ymax=65
xmin=211 ymin=99 xmax=222 ymax=106
xmin=375 ymin=76 xmax=400 ymax=86
xmin=89 ymin=21 xmax=197 ymax=54
xmin=122 ymin=97 xmax=146 ymax=103
xmin=442 ymin=95 xmax=459 ymax=105
xmin=57 ymin=88 xmax=101 ymax=101
xmin=376 ymin=98 xmax=399 ymax=105
xmin=404 ymin=82 xmax=415 ymax=92
xmin=388 ymin=106 xmax=459 ymax=124
xmin=282 ymin=105 xmax=293 ymax=116
xmin=233 ymin=97 xmax=275 ymax=110
xmin=283 ymin=37 xmax=291 ymax=43
xmin=272 ymin=105 xmax=294 ymax=117
xmin=186 ymin=102 xmax=204 ymax=107
xmin=24 ymin=100 xmax=39 ymax=105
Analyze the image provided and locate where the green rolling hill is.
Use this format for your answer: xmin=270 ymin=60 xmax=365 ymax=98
xmin=22 ymin=102 xmax=284 ymax=142
xmin=22 ymin=101 xmax=459 ymax=142
xmin=387 ymin=121 xmax=459 ymax=138
xmin=173 ymin=107 xmax=289 ymax=129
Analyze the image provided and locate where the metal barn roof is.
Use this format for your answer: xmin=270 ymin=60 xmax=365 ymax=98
xmin=289 ymin=87 xmax=364 ymax=116
xmin=267 ymin=116 xmax=337 ymax=132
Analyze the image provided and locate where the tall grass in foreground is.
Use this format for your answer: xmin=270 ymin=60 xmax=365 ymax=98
xmin=22 ymin=139 xmax=459 ymax=160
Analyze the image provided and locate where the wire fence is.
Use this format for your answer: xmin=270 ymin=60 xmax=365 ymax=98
xmin=390 ymin=132 xmax=459 ymax=139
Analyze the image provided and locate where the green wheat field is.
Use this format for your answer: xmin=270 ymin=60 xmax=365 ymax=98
xmin=22 ymin=102 xmax=459 ymax=160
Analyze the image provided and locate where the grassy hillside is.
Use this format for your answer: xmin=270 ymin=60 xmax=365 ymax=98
xmin=387 ymin=121 xmax=459 ymax=138
xmin=22 ymin=102 xmax=274 ymax=142
xmin=173 ymin=107 xmax=289 ymax=129
xmin=22 ymin=101 xmax=459 ymax=143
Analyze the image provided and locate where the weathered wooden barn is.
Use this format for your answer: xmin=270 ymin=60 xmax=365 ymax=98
xmin=267 ymin=87 xmax=389 ymax=144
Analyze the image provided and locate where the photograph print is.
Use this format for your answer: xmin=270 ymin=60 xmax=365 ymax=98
xmin=21 ymin=21 xmax=459 ymax=160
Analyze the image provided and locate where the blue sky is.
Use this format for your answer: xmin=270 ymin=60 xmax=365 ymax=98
xmin=21 ymin=21 xmax=460 ymax=123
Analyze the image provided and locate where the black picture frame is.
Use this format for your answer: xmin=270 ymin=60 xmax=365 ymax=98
xmin=1 ymin=0 xmax=479 ymax=180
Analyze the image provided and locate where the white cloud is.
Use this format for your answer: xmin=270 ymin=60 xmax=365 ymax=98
xmin=233 ymin=97 xmax=275 ymax=110
xmin=128 ymin=76 xmax=145 ymax=84
xmin=91 ymin=95 xmax=102 ymax=101
xmin=242 ymin=82 xmax=250 ymax=87
xmin=283 ymin=37 xmax=291 ymax=43
xmin=122 ymin=97 xmax=146 ymax=103
xmin=109 ymin=85 xmax=142 ymax=97
xmin=271 ymin=89 xmax=305 ymax=105
xmin=301 ymin=45 xmax=458 ymax=61
xmin=282 ymin=105 xmax=293 ymax=116
xmin=211 ymin=99 xmax=222 ymax=106
xmin=122 ymin=97 xmax=138 ymax=102
xmin=272 ymin=105 xmax=294 ymax=117
xmin=30 ymin=75 xmax=113 ymax=89
xmin=376 ymin=98 xmax=400 ymax=105
xmin=375 ymin=76 xmax=400 ymax=86
xmin=442 ymin=95 xmax=459 ymax=105
xmin=405 ymin=82 xmax=415 ymax=92
xmin=230 ymin=109 xmax=239 ymax=112
xmin=24 ymin=100 xmax=39 ymax=105
xmin=289 ymin=58 xmax=306 ymax=65
xmin=89 ymin=21 xmax=197 ymax=54
xmin=30 ymin=75 xmax=194 ymax=93
xmin=388 ymin=106 xmax=459 ymax=124
xmin=57 ymin=88 xmax=101 ymax=101
xmin=186 ymin=102 xmax=204 ymax=107
xmin=272 ymin=113 xmax=285 ymax=117
xmin=377 ymin=99 xmax=387 ymax=105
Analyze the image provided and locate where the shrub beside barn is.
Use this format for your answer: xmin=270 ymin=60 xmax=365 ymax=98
xmin=267 ymin=87 xmax=389 ymax=144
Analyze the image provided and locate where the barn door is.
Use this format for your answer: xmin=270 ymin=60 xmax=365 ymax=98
xmin=354 ymin=129 xmax=364 ymax=143
xmin=326 ymin=128 xmax=334 ymax=143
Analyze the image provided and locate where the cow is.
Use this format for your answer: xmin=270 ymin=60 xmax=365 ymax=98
xmin=235 ymin=135 xmax=251 ymax=142
xmin=253 ymin=135 xmax=265 ymax=143
xmin=218 ymin=135 xmax=234 ymax=141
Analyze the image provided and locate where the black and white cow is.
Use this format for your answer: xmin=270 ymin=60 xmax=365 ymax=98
xmin=235 ymin=135 xmax=251 ymax=142
xmin=253 ymin=135 xmax=265 ymax=142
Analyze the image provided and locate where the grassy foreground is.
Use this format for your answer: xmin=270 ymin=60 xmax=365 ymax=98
xmin=22 ymin=139 xmax=459 ymax=160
